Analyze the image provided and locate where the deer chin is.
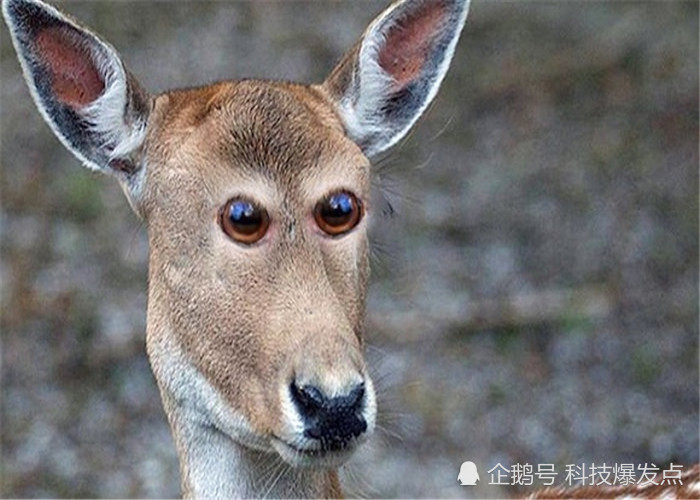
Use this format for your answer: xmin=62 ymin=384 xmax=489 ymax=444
xmin=270 ymin=434 xmax=367 ymax=469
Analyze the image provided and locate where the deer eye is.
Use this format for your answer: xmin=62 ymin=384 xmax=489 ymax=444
xmin=219 ymin=198 xmax=270 ymax=245
xmin=314 ymin=191 xmax=363 ymax=236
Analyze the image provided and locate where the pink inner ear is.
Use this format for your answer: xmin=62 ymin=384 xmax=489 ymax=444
xmin=34 ymin=26 xmax=105 ymax=107
xmin=377 ymin=2 xmax=447 ymax=87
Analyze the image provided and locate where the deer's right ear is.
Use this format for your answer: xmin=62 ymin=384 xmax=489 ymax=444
xmin=322 ymin=0 xmax=470 ymax=159
xmin=2 ymin=0 xmax=150 ymax=182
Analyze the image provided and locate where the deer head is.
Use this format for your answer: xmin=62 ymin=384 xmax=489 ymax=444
xmin=2 ymin=0 xmax=470 ymax=496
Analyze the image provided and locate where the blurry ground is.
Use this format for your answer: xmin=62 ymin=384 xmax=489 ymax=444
xmin=1 ymin=1 xmax=698 ymax=498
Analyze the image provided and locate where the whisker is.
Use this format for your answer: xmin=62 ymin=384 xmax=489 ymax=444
xmin=374 ymin=421 xmax=405 ymax=443
xmin=427 ymin=111 xmax=457 ymax=144
xmin=262 ymin=458 xmax=289 ymax=499
xmin=342 ymin=460 xmax=379 ymax=499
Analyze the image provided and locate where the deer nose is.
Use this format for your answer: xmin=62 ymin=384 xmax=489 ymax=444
xmin=290 ymin=381 xmax=367 ymax=450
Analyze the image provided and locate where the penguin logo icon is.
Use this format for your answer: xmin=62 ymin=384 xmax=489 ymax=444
xmin=458 ymin=461 xmax=480 ymax=485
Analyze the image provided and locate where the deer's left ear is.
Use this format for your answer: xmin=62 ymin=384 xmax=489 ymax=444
xmin=2 ymin=0 xmax=150 ymax=180
xmin=322 ymin=0 xmax=470 ymax=158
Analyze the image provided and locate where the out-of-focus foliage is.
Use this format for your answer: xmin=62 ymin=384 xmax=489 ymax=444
xmin=1 ymin=1 xmax=697 ymax=498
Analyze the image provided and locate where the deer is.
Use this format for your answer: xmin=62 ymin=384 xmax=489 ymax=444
xmin=6 ymin=1 xmax=700 ymax=499
xmin=3 ymin=0 xmax=471 ymax=496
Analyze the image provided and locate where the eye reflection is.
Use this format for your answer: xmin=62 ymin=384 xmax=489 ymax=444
xmin=219 ymin=198 xmax=270 ymax=244
xmin=314 ymin=191 xmax=363 ymax=236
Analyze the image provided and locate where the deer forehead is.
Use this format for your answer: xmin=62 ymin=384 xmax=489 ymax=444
xmin=141 ymin=80 xmax=371 ymax=219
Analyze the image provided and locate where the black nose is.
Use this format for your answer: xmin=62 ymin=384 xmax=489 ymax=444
xmin=290 ymin=381 xmax=367 ymax=450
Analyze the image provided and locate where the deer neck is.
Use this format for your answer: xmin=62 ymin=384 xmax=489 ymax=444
xmin=166 ymin=406 xmax=341 ymax=499
xmin=148 ymin=326 xmax=342 ymax=499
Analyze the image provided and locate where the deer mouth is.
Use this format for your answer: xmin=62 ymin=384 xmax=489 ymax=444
xmin=271 ymin=434 xmax=367 ymax=468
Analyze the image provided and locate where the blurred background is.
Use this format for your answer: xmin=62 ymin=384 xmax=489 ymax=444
xmin=1 ymin=1 xmax=697 ymax=498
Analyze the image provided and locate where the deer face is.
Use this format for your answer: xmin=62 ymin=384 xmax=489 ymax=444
xmin=142 ymin=81 xmax=376 ymax=468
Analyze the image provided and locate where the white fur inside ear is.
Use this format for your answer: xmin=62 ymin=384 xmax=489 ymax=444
xmin=82 ymin=57 xmax=149 ymax=202
xmin=332 ymin=0 xmax=471 ymax=158
xmin=336 ymin=33 xmax=396 ymax=157
xmin=81 ymin=50 xmax=147 ymax=165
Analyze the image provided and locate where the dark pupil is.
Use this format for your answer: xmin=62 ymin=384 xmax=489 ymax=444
xmin=229 ymin=201 xmax=261 ymax=233
xmin=323 ymin=193 xmax=354 ymax=224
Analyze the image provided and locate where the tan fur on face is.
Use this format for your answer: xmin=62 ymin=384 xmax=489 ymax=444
xmin=141 ymin=80 xmax=371 ymax=440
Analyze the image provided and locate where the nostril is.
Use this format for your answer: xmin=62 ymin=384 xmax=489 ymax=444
xmin=346 ymin=383 xmax=365 ymax=409
xmin=291 ymin=383 xmax=326 ymax=414
xmin=290 ymin=381 xmax=366 ymax=416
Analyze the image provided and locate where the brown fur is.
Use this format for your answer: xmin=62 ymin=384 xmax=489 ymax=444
xmin=525 ymin=463 xmax=700 ymax=499
xmin=142 ymin=79 xmax=371 ymax=451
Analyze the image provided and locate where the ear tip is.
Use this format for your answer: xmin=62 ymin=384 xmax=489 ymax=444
xmin=3 ymin=0 xmax=31 ymax=15
xmin=2 ymin=0 xmax=19 ymax=21
xmin=444 ymin=0 xmax=472 ymax=19
xmin=434 ymin=0 xmax=472 ymax=20
xmin=458 ymin=0 xmax=472 ymax=15
xmin=2 ymin=0 xmax=28 ymax=33
xmin=443 ymin=0 xmax=471 ymax=8
xmin=398 ymin=0 xmax=471 ymax=11
xmin=3 ymin=0 xmax=49 ymax=25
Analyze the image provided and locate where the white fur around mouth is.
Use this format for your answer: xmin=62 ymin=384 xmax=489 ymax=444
xmin=271 ymin=435 xmax=362 ymax=469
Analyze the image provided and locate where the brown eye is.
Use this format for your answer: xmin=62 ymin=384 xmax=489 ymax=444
xmin=314 ymin=191 xmax=363 ymax=236
xmin=219 ymin=198 xmax=270 ymax=245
